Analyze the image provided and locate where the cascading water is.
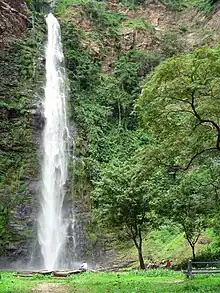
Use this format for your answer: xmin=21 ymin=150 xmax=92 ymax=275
xmin=38 ymin=13 xmax=69 ymax=271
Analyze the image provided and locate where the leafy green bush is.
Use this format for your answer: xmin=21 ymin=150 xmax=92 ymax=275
xmin=121 ymin=18 xmax=155 ymax=34
xmin=56 ymin=0 xmax=124 ymax=35
xmin=159 ymin=30 xmax=185 ymax=57
xmin=161 ymin=0 xmax=212 ymax=13
xmin=83 ymin=1 xmax=124 ymax=29
xmin=117 ymin=0 xmax=146 ymax=9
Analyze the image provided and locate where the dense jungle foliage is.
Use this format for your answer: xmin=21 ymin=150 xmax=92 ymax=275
xmin=1 ymin=0 xmax=220 ymax=267
xmin=53 ymin=0 xmax=220 ymax=268
xmin=0 ymin=4 xmax=46 ymax=256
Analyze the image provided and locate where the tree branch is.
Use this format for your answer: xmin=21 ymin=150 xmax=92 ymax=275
xmin=171 ymin=97 xmax=191 ymax=105
xmin=190 ymin=90 xmax=220 ymax=148
xmin=138 ymin=227 xmax=142 ymax=248
xmin=126 ymin=223 xmax=139 ymax=249
xmin=168 ymin=109 xmax=194 ymax=115
xmin=193 ymin=233 xmax=201 ymax=246
xmin=169 ymin=89 xmax=220 ymax=171
xmin=171 ymin=147 xmax=219 ymax=171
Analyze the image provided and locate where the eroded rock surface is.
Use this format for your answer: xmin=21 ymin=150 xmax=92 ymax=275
xmin=0 ymin=0 xmax=28 ymax=49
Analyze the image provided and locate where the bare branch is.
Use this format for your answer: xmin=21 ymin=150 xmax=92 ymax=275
xmin=168 ymin=109 xmax=194 ymax=115
xmin=167 ymin=89 xmax=220 ymax=172
xmin=171 ymin=97 xmax=191 ymax=104
xmin=190 ymin=90 xmax=220 ymax=148
xmin=170 ymin=147 xmax=219 ymax=172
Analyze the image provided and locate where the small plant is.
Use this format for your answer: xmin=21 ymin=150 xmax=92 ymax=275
xmin=121 ymin=17 xmax=155 ymax=34
xmin=117 ymin=0 xmax=146 ymax=10
xmin=179 ymin=23 xmax=187 ymax=33
xmin=159 ymin=30 xmax=185 ymax=57
xmin=160 ymin=0 xmax=212 ymax=13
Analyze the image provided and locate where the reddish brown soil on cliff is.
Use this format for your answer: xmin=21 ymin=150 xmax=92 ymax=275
xmin=0 ymin=0 xmax=28 ymax=49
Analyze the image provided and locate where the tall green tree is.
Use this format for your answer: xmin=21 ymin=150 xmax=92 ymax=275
xmin=92 ymin=160 xmax=156 ymax=269
xmin=136 ymin=45 xmax=220 ymax=171
xmin=135 ymin=46 xmax=220 ymax=259
xmin=160 ymin=169 xmax=213 ymax=260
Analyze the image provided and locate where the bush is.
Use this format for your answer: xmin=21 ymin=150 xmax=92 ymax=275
xmin=161 ymin=0 xmax=212 ymax=13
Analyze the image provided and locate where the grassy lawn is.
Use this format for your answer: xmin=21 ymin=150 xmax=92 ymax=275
xmin=113 ymin=228 xmax=218 ymax=268
xmin=1 ymin=270 xmax=220 ymax=292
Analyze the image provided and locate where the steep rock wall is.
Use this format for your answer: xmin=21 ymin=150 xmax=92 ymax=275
xmin=0 ymin=0 xmax=28 ymax=49
xmin=0 ymin=0 xmax=46 ymax=267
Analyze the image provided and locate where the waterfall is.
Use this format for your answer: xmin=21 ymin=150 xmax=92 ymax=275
xmin=38 ymin=13 xmax=69 ymax=271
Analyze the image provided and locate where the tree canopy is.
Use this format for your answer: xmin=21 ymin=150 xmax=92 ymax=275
xmin=136 ymin=45 xmax=220 ymax=171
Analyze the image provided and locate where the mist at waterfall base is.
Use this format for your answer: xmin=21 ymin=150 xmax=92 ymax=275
xmin=37 ymin=13 xmax=76 ymax=271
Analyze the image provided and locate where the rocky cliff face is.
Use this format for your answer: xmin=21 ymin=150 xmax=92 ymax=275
xmin=0 ymin=0 xmax=28 ymax=49
xmin=67 ymin=0 xmax=220 ymax=63
xmin=0 ymin=0 xmax=46 ymax=268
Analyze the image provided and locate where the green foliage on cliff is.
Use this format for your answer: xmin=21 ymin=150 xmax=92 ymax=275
xmin=55 ymin=0 xmax=220 ymax=264
xmin=58 ymin=7 xmax=163 ymax=201
xmin=25 ymin=0 xmax=50 ymax=13
xmin=121 ymin=18 xmax=155 ymax=33
xmin=0 ymin=12 xmax=46 ymax=255
xmin=161 ymin=0 xmax=212 ymax=12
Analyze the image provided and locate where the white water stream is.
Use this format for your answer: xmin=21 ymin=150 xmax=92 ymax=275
xmin=38 ymin=13 xmax=69 ymax=271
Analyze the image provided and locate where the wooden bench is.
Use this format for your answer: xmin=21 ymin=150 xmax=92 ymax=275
xmin=184 ymin=260 xmax=220 ymax=278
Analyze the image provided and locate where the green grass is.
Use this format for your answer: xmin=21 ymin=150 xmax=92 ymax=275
xmin=114 ymin=227 xmax=218 ymax=268
xmin=1 ymin=270 xmax=220 ymax=293
xmin=0 ymin=272 xmax=44 ymax=293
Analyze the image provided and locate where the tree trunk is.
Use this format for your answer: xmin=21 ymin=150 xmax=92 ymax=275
xmin=132 ymin=237 xmax=145 ymax=269
xmin=130 ymin=226 xmax=145 ymax=270
xmin=191 ymin=245 xmax=196 ymax=261
xmin=118 ymin=99 xmax=121 ymax=127
xmin=185 ymin=232 xmax=200 ymax=262
xmin=187 ymin=239 xmax=196 ymax=261
xmin=138 ymin=246 xmax=145 ymax=270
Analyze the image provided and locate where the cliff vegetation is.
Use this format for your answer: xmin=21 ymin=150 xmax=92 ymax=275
xmin=1 ymin=0 xmax=220 ymax=268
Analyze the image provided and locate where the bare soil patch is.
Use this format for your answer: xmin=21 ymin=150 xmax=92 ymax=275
xmin=32 ymin=283 xmax=69 ymax=293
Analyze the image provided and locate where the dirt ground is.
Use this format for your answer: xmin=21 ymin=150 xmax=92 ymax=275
xmin=32 ymin=283 xmax=69 ymax=293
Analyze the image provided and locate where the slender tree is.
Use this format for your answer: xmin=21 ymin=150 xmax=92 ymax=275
xmin=92 ymin=160 xmax=156 ymax=269
xmin=159 ymin=170 xmax=213 ymax=260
